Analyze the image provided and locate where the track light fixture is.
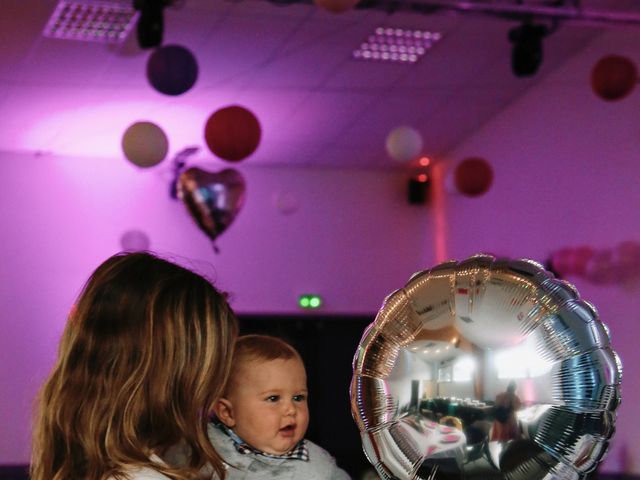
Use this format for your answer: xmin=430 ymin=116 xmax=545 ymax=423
xmin=508 ymin=22 xmax=549 ymax=77
xmin=133 ymin=0 xmax=172 ymax=49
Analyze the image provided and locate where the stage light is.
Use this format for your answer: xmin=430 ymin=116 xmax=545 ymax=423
xmin=133 ymin=0 xmax=170 ymax=49
xmin=508 ymin=22 xmax=548 ymax=77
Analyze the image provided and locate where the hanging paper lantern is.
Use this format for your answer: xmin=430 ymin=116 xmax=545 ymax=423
xmin=204 ymin=105 xmax=262 ymax=162
xmin=314 ymin=0 xmax=359 ymax=13
xmin=121 ymin=121 xmax=169 ymax=168
xmin=146 ymin=44 xmax=199 ymax=96
xmin=591 ymin=55 xmax=637 ymax=101
xmin=120 ymin=230 xmax=151 ymax=251
xmin=385 ymin=126 xmax=423 ymax=162
xmin=454 ymin=157 xmax=493 ymax=197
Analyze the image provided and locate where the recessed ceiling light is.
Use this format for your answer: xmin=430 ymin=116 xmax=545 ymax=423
xmin=43 ymin=0 xmax=138 ymax=43
xmin=352 ymin=26 xmax=442 ymax=64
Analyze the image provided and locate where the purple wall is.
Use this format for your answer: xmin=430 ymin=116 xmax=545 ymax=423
xmin=0 ymin=154 xmax=430 ymax=463
xmin=445 ymin=28 xmax=640 ymax=474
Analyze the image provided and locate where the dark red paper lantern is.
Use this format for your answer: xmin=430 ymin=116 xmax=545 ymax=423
xmin=454 ymin=157 xmax=493 ymax=197
xmin=147 ymin=45 xmax=199 ymax=96
xmin=204 ymin=106 xmax=262 ymax=162
xmin=591 ymin=55 xmax=637 ymax=101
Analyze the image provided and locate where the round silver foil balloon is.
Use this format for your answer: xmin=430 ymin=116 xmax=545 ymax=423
xmin=351 ymin=255 xmax=622 ymax=480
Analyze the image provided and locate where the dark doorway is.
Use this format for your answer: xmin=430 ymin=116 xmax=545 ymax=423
xmin=238 ymin=314 xmax=374 ymax=479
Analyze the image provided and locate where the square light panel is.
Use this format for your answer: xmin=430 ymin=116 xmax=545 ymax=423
xmin=353 ymin=27 xmax=442 ymax=64
xmin=43 ymin=0 xmax=138 ymax=43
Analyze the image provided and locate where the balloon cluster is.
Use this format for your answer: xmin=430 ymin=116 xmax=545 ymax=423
xmin=385 ymin=126 xmax=495 ymax=199
xmin=118 ymin=40 xmax=262 ymax=250
xmin=550 ymin=240 xmax=640 ymax=284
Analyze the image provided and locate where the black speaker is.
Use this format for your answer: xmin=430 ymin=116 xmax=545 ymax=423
xmin=407 ymin=177 xmax=429 ymax=204
xmin=134 ymin=0 xmax=165 ymax=49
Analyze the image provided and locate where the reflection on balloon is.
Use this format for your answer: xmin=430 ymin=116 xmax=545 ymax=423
xmin=351 ymin=255 xmax=621 ymax=480
xmin=385 ymin=126 xmax=424 ymax=163
xmin=204 ymin=105 xmax=261 ymax=162
xmin=146 ymin=44 xmax=199 ymax=96
xmin=591 ymin=55 xmax=637 ymax=101
xmin=121 ymin=121 xmax=169 ymax=168
xmin=177 ymin=167 xmax=246 ymax=249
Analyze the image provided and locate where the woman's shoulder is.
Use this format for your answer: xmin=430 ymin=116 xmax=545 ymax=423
xmin=106 ymin=456 xmax=173 ymax=480
xmin=106 ymin=467 xmax=172 ymax=480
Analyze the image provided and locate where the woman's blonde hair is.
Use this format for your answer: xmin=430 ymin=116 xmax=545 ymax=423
xmin=31 ymin=252 xmax=237 ymax=480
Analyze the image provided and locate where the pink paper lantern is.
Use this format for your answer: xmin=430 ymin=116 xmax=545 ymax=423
xmin=314 ymin=0 xmax=359 ymax=13
xmin=454 ymin=157 xmax=493 ymax=197
xmin=591 ymin=55 xmax=637 ymax=101
xmin=204 ymin=106 xmax=261 ymax=162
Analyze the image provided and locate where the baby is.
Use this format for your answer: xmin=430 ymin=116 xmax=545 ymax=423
xmin=210 ymin=334 xmax=350 ymax=479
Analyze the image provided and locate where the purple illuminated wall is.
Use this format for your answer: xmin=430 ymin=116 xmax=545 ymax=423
xmin=445 ymin=29 xmax=640 ymax=474
xmin=0 ymin=156 xmax=430 ymax=463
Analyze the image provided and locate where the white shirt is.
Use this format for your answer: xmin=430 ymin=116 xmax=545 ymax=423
xmin=106 ymin=455 xmax=172 ymax=480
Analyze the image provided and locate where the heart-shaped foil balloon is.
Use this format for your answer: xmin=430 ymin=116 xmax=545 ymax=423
xmin=351 ymin=255 xmax=621 ymax=480
xmin=177 ymin=167 xmax=246 ymax=249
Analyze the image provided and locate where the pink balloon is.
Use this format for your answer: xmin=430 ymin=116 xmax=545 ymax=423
xmin=614 ymin=241 xmax=640 ymax=281
xmin=572 ymin=246 xmax=595 ymax=277
xmin=550 ymin=248 xmax=574 ymax=276
xmin=585 ymin=250 xmax=616 ymax=284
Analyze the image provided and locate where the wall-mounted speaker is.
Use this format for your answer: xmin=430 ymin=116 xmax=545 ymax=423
xmin=407 ymin=177 xmax=429 ymax=205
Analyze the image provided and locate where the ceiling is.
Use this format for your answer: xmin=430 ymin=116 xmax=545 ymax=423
xmin=2 ymin=0 xmax=640 ymax=169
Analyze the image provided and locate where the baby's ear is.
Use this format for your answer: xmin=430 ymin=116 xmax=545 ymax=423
xmin=212 ymin=398 xmax=236 ymax=427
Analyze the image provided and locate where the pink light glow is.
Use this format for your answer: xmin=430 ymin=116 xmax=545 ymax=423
xmin=431 ymin=162 xmax=449 ymax=263
xmin=522 ymin=378 xmax=536 ymax=404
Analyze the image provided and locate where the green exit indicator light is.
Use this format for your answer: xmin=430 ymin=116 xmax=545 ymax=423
xmin=298 ymin=294 xmax=322 ymax=309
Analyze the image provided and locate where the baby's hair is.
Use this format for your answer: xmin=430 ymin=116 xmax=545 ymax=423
xmin=31 ymin=252 xmax=238 ymax=480
xmin=225 ymin=334 xmax=302 ymax=395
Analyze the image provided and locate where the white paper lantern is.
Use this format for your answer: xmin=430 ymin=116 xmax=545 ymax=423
xmin=385 ymin=126 xmax=423 ymax=162
xmin=121 ymin=121 xmax=169 ymax=168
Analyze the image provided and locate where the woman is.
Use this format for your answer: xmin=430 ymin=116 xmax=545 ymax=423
xmin=31 ymin=252 xmax=237 ymax=480
xmin=491 ymin=380 xmax=522 ymax=442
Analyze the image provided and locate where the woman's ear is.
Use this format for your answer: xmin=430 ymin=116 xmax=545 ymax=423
xmin=213 ymin=398 xmax=236 ymax=427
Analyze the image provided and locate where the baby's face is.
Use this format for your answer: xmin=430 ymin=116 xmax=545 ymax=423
xmin=226 ymin=357 xmax=309 ymax=455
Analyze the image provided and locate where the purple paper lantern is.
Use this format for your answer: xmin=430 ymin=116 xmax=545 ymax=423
xmin=146 ymin=44 xmax=199 ymax=96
